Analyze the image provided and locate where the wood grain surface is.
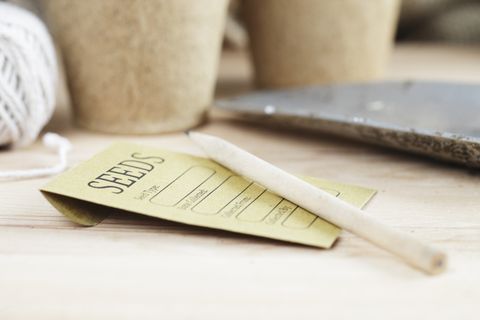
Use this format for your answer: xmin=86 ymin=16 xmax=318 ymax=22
xmin=0 ymin=44 xmax=479 ymax=319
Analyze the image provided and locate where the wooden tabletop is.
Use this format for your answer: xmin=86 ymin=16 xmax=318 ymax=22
xmin=1 ymin=44 xmax=480 ymax=319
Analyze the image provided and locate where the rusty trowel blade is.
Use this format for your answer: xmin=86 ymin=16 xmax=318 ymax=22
xmin=215 ymin=81 xmax=480 ymax=168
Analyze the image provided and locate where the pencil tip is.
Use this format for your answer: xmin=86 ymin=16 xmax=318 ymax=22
xmin=187 ymin=131 xmax=202 ymax=143
xmin=187 ymin=131 xmax=219 ymax=146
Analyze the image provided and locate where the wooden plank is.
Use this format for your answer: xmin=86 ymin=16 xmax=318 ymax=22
xmin=0 ymin=44 xmax=479 ymax=319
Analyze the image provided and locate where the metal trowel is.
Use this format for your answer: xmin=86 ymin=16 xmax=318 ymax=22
xmin=215 ymin=81 xmax=480 ymax=168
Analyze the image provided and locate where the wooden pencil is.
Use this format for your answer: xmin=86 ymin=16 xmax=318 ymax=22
xmin=188 ymin=131 xmax=447 ymax=275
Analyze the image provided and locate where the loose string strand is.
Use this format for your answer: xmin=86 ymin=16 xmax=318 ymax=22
xmin=0 ymin=132 xmax=71 ymax=181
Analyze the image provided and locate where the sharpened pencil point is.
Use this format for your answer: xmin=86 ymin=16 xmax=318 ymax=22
xmin=187 ymin=131 xmax=211 ymax=144
xmin=187 ymin=131 xmax=212 ymax=154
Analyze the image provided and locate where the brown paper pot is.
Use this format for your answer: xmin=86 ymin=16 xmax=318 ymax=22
xmin=39 ymin=0 xmax=228 ymax=133
xmin=243 ymin=0 xmax=400 ymax=88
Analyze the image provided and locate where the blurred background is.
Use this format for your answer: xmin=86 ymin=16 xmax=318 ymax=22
xmin=4 ymin=0 xmax=480 ymax=139
xmin=224 ymin=0 xmax=480 ymax=49
xmin=11 ymin=0 xmax=480 ymax=54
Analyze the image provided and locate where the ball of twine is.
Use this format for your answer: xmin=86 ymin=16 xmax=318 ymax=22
xmin=0 ymin=3 xmax=71 ymax=181
xmin=0 ymin=2 xmax=57 ymax=147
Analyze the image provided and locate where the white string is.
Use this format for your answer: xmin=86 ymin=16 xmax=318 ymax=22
xmin=0 ymin=132 xmax=71 ymax=181
xmin=0 ymin=3 xmax=70 ymax=181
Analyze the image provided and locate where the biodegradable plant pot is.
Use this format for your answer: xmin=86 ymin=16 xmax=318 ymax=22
xmin=243 ymin=0 xmax=400 ymax=88
xmin=40 ymin=0 xmax=228 ymax=133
